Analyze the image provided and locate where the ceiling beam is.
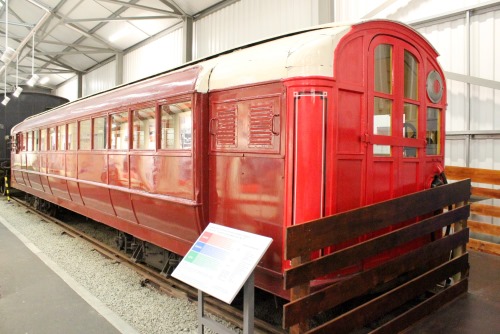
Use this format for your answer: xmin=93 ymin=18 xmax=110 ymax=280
xmin=0 ymin=20 xmax=35 ymax=28
xmin=38 ymin=40 xmax=113 ymax=52
xmin=39 ymin=50 xmax=116 ymax=55
xmin=62 ymin=15 xmax=179 ymax=23
xmin=96 ymin=0 xmax=183 ymax=17
xmin=62 ymin=19 xmax=121 ymax=52
xmin=159 ymin=0 xmax=185 ymax=16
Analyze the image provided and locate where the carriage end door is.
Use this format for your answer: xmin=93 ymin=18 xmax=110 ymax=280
xmin=366 ymin=36 xmax=425 ymax=204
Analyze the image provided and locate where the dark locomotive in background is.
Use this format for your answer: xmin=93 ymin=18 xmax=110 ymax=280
xmin=0 ymin=89 xmax=68 ymax=194
xmin=6 ymin=20 xmax=447 ymax=299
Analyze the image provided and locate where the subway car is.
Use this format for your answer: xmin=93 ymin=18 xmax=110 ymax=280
xmin=10 ymin=20 xmax=446 ymax=298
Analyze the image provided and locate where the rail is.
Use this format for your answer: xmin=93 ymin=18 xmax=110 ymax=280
xmin=283 ymin=180 xmax=471 ymax=333
xmin=445 ymin=166 xmax=500 ymax=256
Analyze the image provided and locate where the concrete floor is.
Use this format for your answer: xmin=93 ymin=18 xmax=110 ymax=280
xmin=0 ymin=216 xmax=132 ymax=334
xmin=404 ymin=250 xmax=500 ymax=334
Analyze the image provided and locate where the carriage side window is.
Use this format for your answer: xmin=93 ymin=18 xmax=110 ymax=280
xmin=67 ymin=122 xmax=77 ymax=150
xmin=40 ymin=129 xmax=47 ymax=151
xmin=93 ymin=116 xmax=107 ymax=150
xmin=57 ymin=124 xmax=66 ymax=150
xmin=111 ymin=112 xmax=129 ymax=150
xmin=27 ymin=131 xmax=33 ymax=151
xmin=49 ymin=127 xmax=56 ymax=150
xmin=133 ymin=106 xmax=155 ymax=150
xmin=79 ymin=119 xmax=91 ymax=150
xmin=426 ymin=108 xmax=441 ymax=155
xmin=34 ymin=130 xmax=39 ymax=151
xmin=161 ymin=101 xmax=192 ymax=150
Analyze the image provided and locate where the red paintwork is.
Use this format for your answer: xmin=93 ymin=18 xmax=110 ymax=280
xmin=10 ymin=21 xmax=446 ymax=299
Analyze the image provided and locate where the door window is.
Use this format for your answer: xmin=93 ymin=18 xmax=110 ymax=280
xmin=371 ymin=40 xmax=421 ymax=158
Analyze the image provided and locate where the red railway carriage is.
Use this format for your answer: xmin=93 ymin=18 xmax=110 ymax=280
xmin=10 ymin=20 xmax=446 ymax=298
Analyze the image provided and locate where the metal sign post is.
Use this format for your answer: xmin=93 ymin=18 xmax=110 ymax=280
xmin=198 ymin=272 xmax=254 ymax=334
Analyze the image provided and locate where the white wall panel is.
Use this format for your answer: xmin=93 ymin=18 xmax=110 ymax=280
xmin=470 ymin=138 xmax=500 ymax=169
xmin=83 ymin=60 xmax=116 ymax=97
xmin=334 ymin=0 xmax=390 ymax=21
xmin=470 ymin=9 xmax=500 ymax=131
xmin=387 ymin=0 xmax=496 ymax=22
xmin=123 ymin=28 xmax=183 ymax=83
xmin=194 ymin=0 xmax=320 ymax=60
xmin=55 ymin=76 xmax=79 ymax=102
xmin=445 ymin=138 xmax=467 ymax=166
xmin=446 ymin=80 xmax=468 ymax=132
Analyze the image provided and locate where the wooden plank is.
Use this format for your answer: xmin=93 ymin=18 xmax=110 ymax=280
xmin=289 ymin=256 xmax=310 ymax=334
xmin=468 ymin=238 xmax=500 ymax=256
xmin=306 ymin=254 xmax=469 ymax=334
xmin=471 ymin=186 xmax=500 ymax=199
xmin=471 ymin=203 xmax=500 ymax=219
xmin=283 ymin=229 xmax=469 ymax=328
xmin=369 ymin=279 xmax=469 ymax=334
xmin=286 ymin=179 xmax=471 ymax=259
xmin=468 ymin=219 xmax=500 ymax=237
xmin=445 ymin=166 xmax=500 ymax=185
xmin=284 ymin=206 xmax=470 ymax=289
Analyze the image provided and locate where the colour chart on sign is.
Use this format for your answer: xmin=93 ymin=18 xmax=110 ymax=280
xmin=172 ymin=223 xmax=273 ymax=304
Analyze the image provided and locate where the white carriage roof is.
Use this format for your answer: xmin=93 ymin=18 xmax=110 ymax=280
xmin=196 ymin=23 xmax=352 ymax=92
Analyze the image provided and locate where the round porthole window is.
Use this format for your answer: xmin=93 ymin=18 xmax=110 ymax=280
xmin=426 ymin=70 xmax=443 ymax=103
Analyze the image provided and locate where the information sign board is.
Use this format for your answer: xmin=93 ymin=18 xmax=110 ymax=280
xmin=172 ymin=223 xmax=272 ymax=304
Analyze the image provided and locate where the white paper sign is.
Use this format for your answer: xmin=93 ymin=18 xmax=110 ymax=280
xmin=172 ymin=223 xmax=272 ymax=304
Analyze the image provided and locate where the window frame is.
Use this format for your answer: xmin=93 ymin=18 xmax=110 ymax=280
xmin=132 ymin=103 xmax=157 ymax=151
xmin=92 ymin=115 xmax=108 ymax=150
xmin=110 ymin=110 xmax=130 ymax=151
xmin=79 ymin=119 xmax=92 ymax=151
xmin=159 ymin=97 xmax=194 ymax=152
xmin=57 ymin=124 xmax=67 ymax=151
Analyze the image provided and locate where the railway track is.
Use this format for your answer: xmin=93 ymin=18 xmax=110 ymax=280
xmin=11 ymin=197 xmax=285 ymax=334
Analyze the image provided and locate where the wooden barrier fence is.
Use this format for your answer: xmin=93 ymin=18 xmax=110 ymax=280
xmin=283 ymin=179 xmax=471 ymax=334
xmin=445 ymin=166 xmax=500 ymax=256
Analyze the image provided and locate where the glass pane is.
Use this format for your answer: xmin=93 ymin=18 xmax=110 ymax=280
xmin=40 ymin=129 xmax=47 ymax=151
xmin=404 ymin=50 xmax=418 ymax=100
xmin=403 ymin=103 xmax=418 ymax=158
xmin=57 ymin=125 xmax=66 ymax=150
xmin=49 ymin=128 xmax=56 ymax=150
xmin=79 ymin=120 xmax=91 ymax=150
xmin=67 ymin=123 xmax=77 ymax=150
xmin=111 ymin=112 xmax=129 ymax=150
xmin=374 ymin=145 xmax=391 ymax=156
xmin=374 ymin=97 xmax=392 ymax=136
xmin=374 ymin=44 xmax=392 ymax=94
xmin=93 ymin=116 xmax=107 ymax=150
xmin=133 ymin=107 xmax=156 ymax=150
xmin=34 ymin=130 xmax=39 ymax=151
xmin=27 ymin=132 xmax=33 ymax=151
xmin=426 ymin=108 xmax=441 ymax=155
xmin=403 ymin=103 xmax=418 ymax=139
xmin=161 ymin=101 xmax=192 ymax=150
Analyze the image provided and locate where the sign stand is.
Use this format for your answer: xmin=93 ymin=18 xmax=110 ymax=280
xmin=172 ymin=223 xmax=272 ymax=334
xmin=198 ymin=272 xmax=254 ymax=334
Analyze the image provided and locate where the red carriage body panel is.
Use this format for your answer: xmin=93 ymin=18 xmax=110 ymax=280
xmin=11 ymin=20 xmax=446 ymax=298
